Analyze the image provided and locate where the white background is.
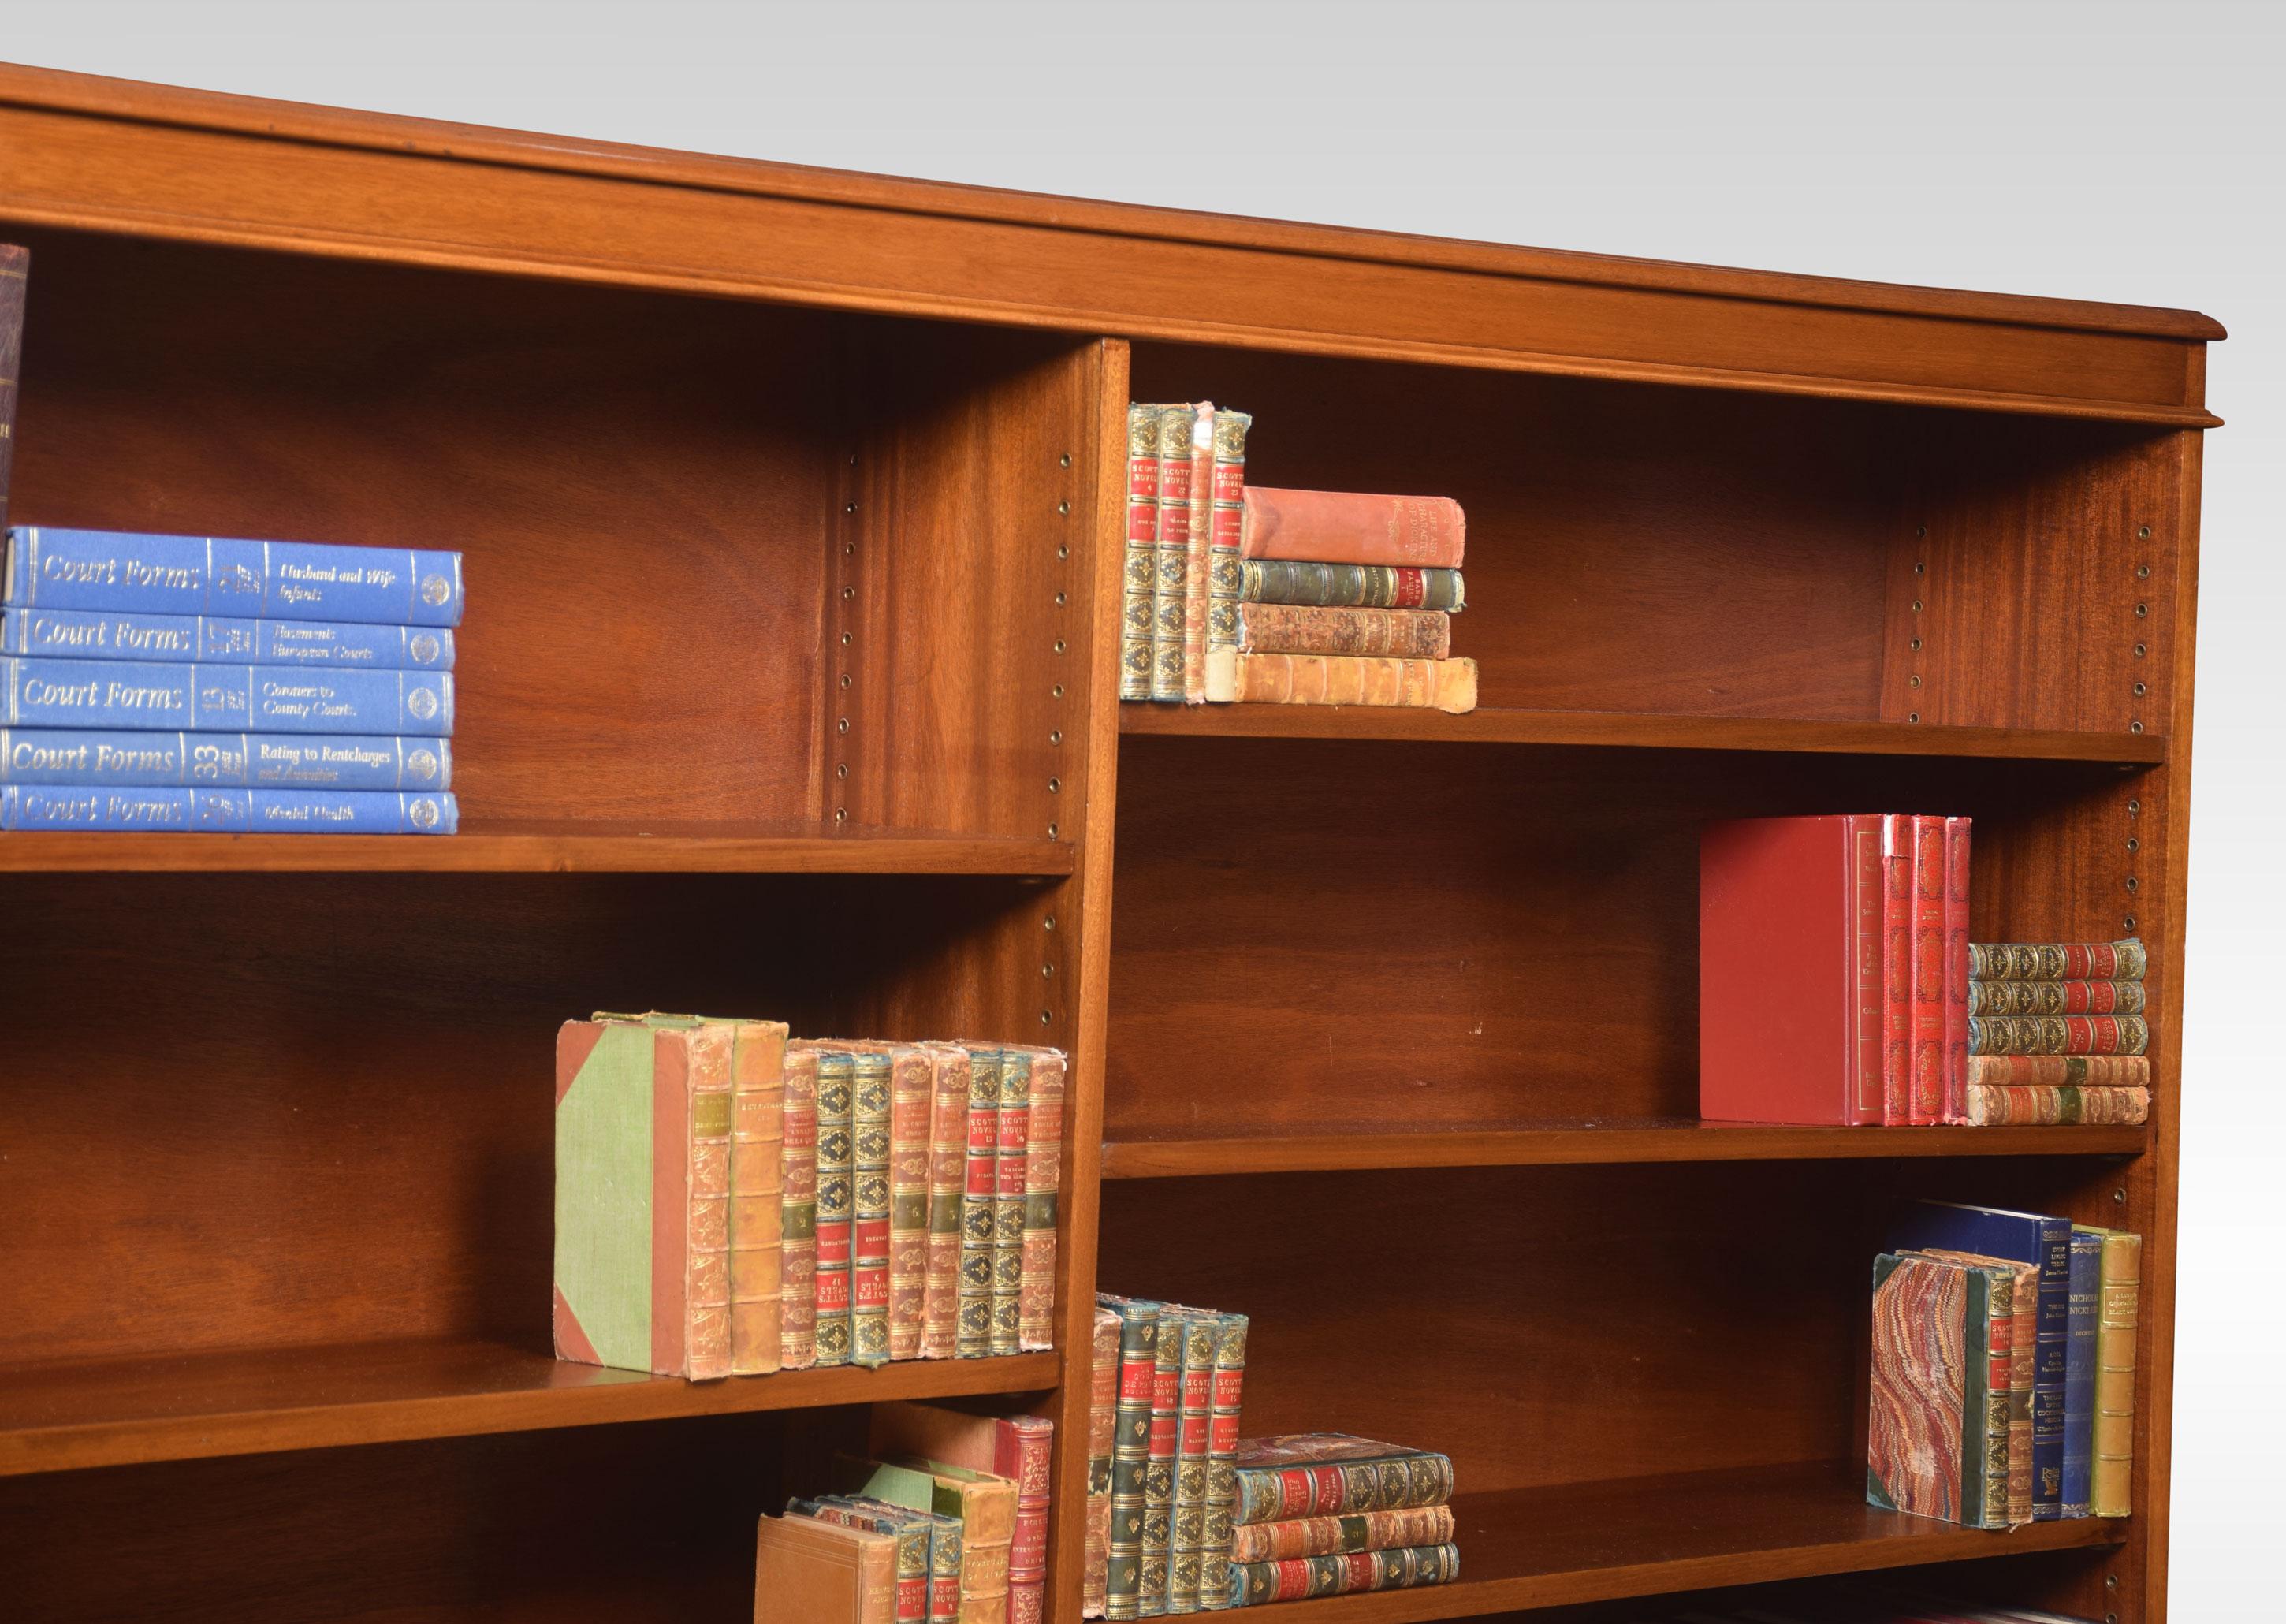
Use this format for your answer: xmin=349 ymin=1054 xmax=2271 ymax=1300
xmin=4 ymin=0 xmax=2277 ymax=1612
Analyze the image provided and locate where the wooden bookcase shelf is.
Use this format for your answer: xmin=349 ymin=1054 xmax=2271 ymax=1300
xmin=0 ymin=64 xmax=2207 ymax=1624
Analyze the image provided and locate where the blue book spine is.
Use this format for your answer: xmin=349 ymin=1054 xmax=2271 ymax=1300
xmin=3 ymin=527 xmax=464 ymax=627
xmin=2062 ymin=1227 xmax=2103 ymax=1516
xmin=1888 ymin=1200 xmax=2074 ymax=1522
xmin=0 ymin=730 xmax=451 ymax=790
xmin=0 ymin=657 xmax=453 ymax=735
xmin=0 ymin=786 xmax=457 ymax=833
xmin=2 ymin=606 xmax=456 ymax=669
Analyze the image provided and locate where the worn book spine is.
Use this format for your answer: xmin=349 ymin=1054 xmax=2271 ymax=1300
xmin=2 ymin=525 xmax=466 ymax=627
xmin=921 ymin=1045 xmax=971 ymax=1359
xmin=0 ymin=729 xmax=451 ymax=791
xmin=1880 ymin=814 xmax=1912 ymax=1126
xmin=1086 ymin=1304 xmax=1123 ymax=1618
xmin=1141 ymin=1306 xmax=1184 ymax=1615
xmin=0 ymin=784 xmax=457 ymax=833
xmin=1237 ymin=488 xmax=1466 ymax=568
xmin=1237 ymin=560 xmax=1464 ymax=611
xmin=1968 ymin=978 xmax=2146 ymax=1017
xmin=1122 ymin=404 xmax=1163 ymax=701
xmin=2064 ymin=1227 xmax=2103 ymax=1516
xmin=1943 ymin=815 xmax=1972 ymax=1123
xmin=1964 ymin=1084 xmax=2150 ymax=1127
xmin=888 ymin=1045 xmax=933 ymax=1361
xmin=1104 ymin=1298 xmax=1160 ymax=1621
xmin=1168 ymin=1310 xmax=1219 ymax=1613
xmin=2093 ymin=1229 xmax=2142 ymax=1517
xmin=1151 ymin=405 xmax=1195 ymax=702
xmin=812 ymin=1048 xmax=858 ymax=1369
xmin=751 ymin=1513 xmax=899 ymax=1624
xmin=2001 ymin=1259 xmax=2038 ymax=1525
xmin=1227 ymin=1544 xmax=1459 ymax=1607
xmin=780 ymin=1049 xmax=820 ymax=1369
xmin=1968 ymin=1015 xmax=2149 ymax=1056
xmin=850 ymin=1050 xmax=895 ymax=1369
xmin=1968 ymin=939 xmax=2147 ymax=981
xmin=992 ymin=1049 xmax=1032 ymax=1356
xmin=1971 ymin=1264 xmax=2016 ymax=1528
xmin=1228 ymin=1505 xmax=1457 ymax=1563
xmin=1204 ymin=649 xmax=1476 ymax=713
xmin=999 ymin=1414 xmax=1056 ymax=1624
xmin=1229 ymin=1444 xmax=1454 ymax=1525
xmin=1967 ymin=1053 xmax=2150 ymax=1088
xmin=729 ymin=1020 xmax=788 ymax=1376
xmin=1018 ymin=1047 xmax=1065 ymax=1351
xmin=1907 ymin=814 xmax=1946 ymax=1126
xmin=797 ymin=1498 xmax=932 ymax=1624
xmin=679 ymin=1022 xmax=735 ymax=1381
xmin=1181 ymin=404 xmax=1216 ymax=704
xmin=0 ymin=246 xmax=21 ymax=532
xmin=1196 ymin=1313 xmax=1249 ymax=1613
xmin=1205 ymin=410 xmax=1251 ymax=674
xmin=0 ymin=655 xmax=455 ymax=735
xmin=958 ymin=1047 xmax=1000 ymax=1358
xmin=1233 ymin=602 xmax=1450 ymax=659
xmin=1867 ymin=1253 xmax=1996 ymax=1525
xmin=1 ymin=605 xmax=457 ymax=669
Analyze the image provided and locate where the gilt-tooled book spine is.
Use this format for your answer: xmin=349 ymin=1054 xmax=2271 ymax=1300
xmin=1867 ymin=1253 xmax=2005 ymax=1526
xmin=2 ymin=606 xmax=456 ymax=669
xmin=921 ymin=1044 xmax=972 ymax=1359
xmin=851 ymin=1050 xmax=895 ymax=1368
xmin=780 ymin=1049 xmax=820 ymax=1369
xmin=0 ymin=655 xmax=454 ymax=734
xmin=1205 ymin=410 xmax=1251 ymax=673
xmin=1238 ymin=560 xmax=1464 ymax=611
xmin=1181 ymin=404 xmax=1216 ymax=704
xmin=992 ymin=1049 xmax=1033 ymax=1356
xmin=729 ymin=1021 xmax=788 ymax=1376
xmin=1122 ymin=404 xmax=1164 ymax=701
xmin=1943 ymin=816 xmax=1972 ymax=1123
xmin=1237 ymin=488 xmax=1466 ymax=568
xmin=2093 ymin=1229 xmax=2141 ymax=1517
xmin=1967 ymin=1053 xmax=2150 ymax=1089
xmin=1908 ymin=814 xmax=1946 ymax=1127
xmin=1169 ymin=1310 xmax=1219 ymax=1613
xmin=797 ymin=1497 xmax=933 ymax=1624
xmin=0 ymin=784 xmax=457 ymax=833
xmin=1086 ymin=1303 xmax=1123 ymax=1618
xmin=2063 ymin=1227 xmax=2103 ymax=1516
xmin=0 ymin=247 xmax=22 ymax=533
xmin=1969 ymin=979 xmax=2146 ymax=1017
xmin=1968 ymin=1015 xmax=2148 ymax=1056
xmin=1102 ymin=1297 xmax=1160 ymax=1620
xmin=1018 ymin=1046 xmax=1066 ymax=1352
xmin=1204 ymin=650 xmax=1477 ymax=713
xmin=1913 ymin=1247 xmax=2037 ymax=1526
xmin=1151 ymin=405 xmax=1195 ymax=702
xmin=1964 ymin=1084 xmax=2150 ymax=1127
xmin=998 ymin=1414 xmax=1057 ymax=1624
xmin=1196 ymin=1313 xmax=1249 ymax=1613
xmin=888 ymin=1045 xmax=933 ymax=1361
xmin=680 ymin=1022 xmax=735 ymax=1381
xmin=1227 ymin=1436 xmax=1455 ymax=1525
xmin=1880 ymin=814 xmax=1912 ymax=1126
xmin=1227 ymin=1544 xmax=1459 ymax=1607
xmin=958 ymin=1047 xmax=1001 ymax=1358
xmin=1968 ymin=939 xmax=2147 ymax=981
xmin=812 ymin=1047 xmax=858 ymax=1369
xmin=1141 ymin=1305 xmax=1184 ymax=1615
xmin=0 ymin=729 xmax=452 ymax=791
xmin=1228 ymin=1505 xmax=1456 ymax=1563
xmin=1234 ymin=602 xmax=1450 ymax=660
xmin=3 ymin=526 xmax=464 ymax=626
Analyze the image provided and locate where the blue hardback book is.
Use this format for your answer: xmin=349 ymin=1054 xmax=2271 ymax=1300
xmin=2 ymin=605 xmax=456 ymax=669
xmin=2062 ymin=1226 xmax=2103 ymax=1516
xmin=1889 ymin=1199 xmax=2073 ymax=1521
xmin=0 ymin=785 xmax=457 ymax=833
xmin=0 ymin=730 xmax=451 ymax=791
xmin=0 ymin=657 xmax=453 ymax=735
xmin=3 ymin=527 xmax=464 ymax=627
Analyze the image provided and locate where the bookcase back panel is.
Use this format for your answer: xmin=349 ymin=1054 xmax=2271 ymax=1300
xmin=0 ymin=870 xmax=1061 ymax=1366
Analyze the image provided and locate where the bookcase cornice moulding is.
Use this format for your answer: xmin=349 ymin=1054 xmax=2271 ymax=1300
xmin=0 ymin=61 xmax=2221 ymax=426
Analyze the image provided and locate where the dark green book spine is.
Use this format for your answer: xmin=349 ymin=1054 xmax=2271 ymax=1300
xmin=1104 ymin=1296 xmax=1161 ymax=1622
xmin=956 ymin=1045 xmax=1000 ymax=1358
xmin=990 ymin=1049 xmax=1030 ymax=1357
xmin=1237 ymin=560 xmax=1465 ymax=612
xmin=1168 ymin=1310 xmax=1219 ymax=1612
xmin=1195 ymin=1313 xmax=1250 ymax=1612
xmin=850 ymin=1050 xmax=893 ymax=1369
xmin=811 ymin=1049 xmax=856 ymax=1369
xmin=1227 ymin=1544 xmax=1461 ymax=1607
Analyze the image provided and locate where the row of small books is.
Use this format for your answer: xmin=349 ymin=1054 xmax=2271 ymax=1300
xmin=1700 ymin=814 xmax=2154 ymax=1127
xmin=1868 ymin=1200 xmax=2143 ymax=1529
xmin=1120 ymin=401 xmax=1479 ymax=713
xmin=754 ymin=1399 xmax=1052 ymax=1623
xmin=0 ymin=524 xmax=463 ymax=833
xmin=1626 ymin=1598 xmax=2096 ymax=1624
xmin=553 ymin=1016 xmax=1064 ymax=1380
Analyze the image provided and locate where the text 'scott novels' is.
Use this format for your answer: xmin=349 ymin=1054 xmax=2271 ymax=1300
xmin=0 ymin=523 xmax=463 ymax=832
xmin=1119 ymin=400 xmax=1476 ymax=713
xmin=554 ymin=1015 xmax=1063 ymax=1381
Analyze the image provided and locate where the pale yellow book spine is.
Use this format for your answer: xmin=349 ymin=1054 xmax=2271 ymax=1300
xmin=1204 ymin=649 xmax=1478 ymax=713
xmin=2093 ymin=1229 xmax=2143 ymax=1517
xmin=729 ymin=1020 xmax=787 ymax=1375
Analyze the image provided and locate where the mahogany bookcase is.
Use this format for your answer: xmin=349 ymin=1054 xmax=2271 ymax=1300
xmin=0 ymin=64 xmax=2211 ymax=1624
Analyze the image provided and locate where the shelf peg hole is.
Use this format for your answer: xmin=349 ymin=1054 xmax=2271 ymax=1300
xmin=836 ymin=763 xmax=849 ymax=780
xmin=1041 ymin=963 xmax=1053 ymax=979
xmin=2134 ymin=681 xmax=2146 ymax=696
xmin=2127 ymin=836 xmax=2139 ymax=852
xmin=1909 ymin=637 xmax=1922 ymax=651
xmin=2135 ymin=602 xmax=2149 ymax=616
xmin=2126 ymin=876 xmax=2140 ymax=892
xmin=2113 ymin=1189 xmax=2126 ymax=1205
xmin=1060 ymin=453 xmax=1072 ymax=467
xmin=833 ymin=807 xmax=847 ymax=823
xmin=1040 ymin=1010 xmax=1052 ymax=1026
xmin=2124 ymin=914 xmax=2137 ymax=931
xmin=841 ymin=586 xmax=855 ymax=601
xmin=1913 ymin=561 xmax=1925 ymax=575
xmin=2138 ymin=525 xmax=2151 ymax=539
xmin=1057 ymin=544 xmax=1070 ymax=559
xmin=1908 ymin=674 xmax=1922 ymax=689
xmin=1907 ymin=711 xmax=1920 ymax=724
xmin=2130 ymin=721 xmax=2144 ymax=734
xmin=1046 ymin=821 xmax=1059 ymax=839
xmin=839 ymin=674 xmax=852 ymax=689
xmin=841 ymin=632 xmax=853 ymax=646
xmin=1052 ymin=683 xmax=1065 ymax=698
xmin=1049 ymin=729 xmax=1062 ymax=744
xmin=1044 ymin=914 xmax=1056 ymax=931
xmin=1048 ymin=777 xmax=1061 ymax=793
xmin=1915 ymin=524 xmax=1927 ymax=538
xmin=1055 ymin=591 xmax=1067 ymax=605
xmin=845 ymin=502 xmax=856 ymax=514
xmin=836 ymin=717 xmax=850 ymax=735
xmin=1911 ymin=600 xmax=1923 ymax=613
xmin=2135 ymin=643 xmax=2147 ymax=657
xmin=2128 ymin=799 xmax=2141 ymax=814
xmin=1057 ymin=501 xmax=1070 ymax=516
xmin=2137 ymin=563 xmax=2151 ymax=579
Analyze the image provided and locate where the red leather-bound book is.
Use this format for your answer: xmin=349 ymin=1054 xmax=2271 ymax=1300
xmin=1237 ymin=487 xmax=1466 ymax=568
xmin=870 ymin=1402 xmax=1054 ymax=1624
xmin=1908 ymin=814 xmax=1947 ymax=1126
xmin=1881 ymin=814 xmax=1912 ymax=1125
xmin=1942 ymin=816 xmax=1974 ymax=1123
xmin=1700 ymin=815 xmax=1885 ymax=1125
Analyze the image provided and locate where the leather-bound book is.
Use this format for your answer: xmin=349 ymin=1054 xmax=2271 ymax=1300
xmin=1227 ymin=1544 xmax=1459 ymax=1607
xmin=1167 ymin=1309 xmax=1219 ymax=1611
xmin=1203 ymin=650 xmax=1477 ymax=713
xmin=1100 ymin=1296 xmax=1160 ymax=1619
xmin=1906 ymin=816 xmax=1947 ymax=1126
xmin=1967 ymin=1053 xmax=2150 ymax=1089
xmin=730 ymin=1021 xmax=788 ymax=1376
xmin=1141 ymin=1305 xmax=1186 ymax=1613
xmin=1969 ymin=978 xmax=2146 ymax=1016
xmin=1205 ymin=410 xmax=1251 ymax=669
xmin=920 ymin=1043 xmax=973 ymax=1358
xmin=956 ymin=1046 xmax=1000 ymax=1358
xmin=1969 ymin=938 xmax=2146 ymax=982
xmin=1968 ymin=1014 xmax=2148 ymax=1057
xmin=1151 ymin=405 xmax=1195 ymax=702
xmin=753 ymin=1512 xmax=897 ymax=1624
xmin=1233 ymin=603 xmax=1450 ymax=661
xmin=871 ymin=1403 xmax=1053 ymax=1624
xmin=1227 ymin=1435 xmax=1454 ymax=1525
xmin=1880 ymin=814 xmax=1912 ymax=1126
xmin=810 ymin=1046 xmax=858 ymax=1369
xmin=1867 ymin=1251 xmax=2011 ymax=1529
xmin=1964 ymin=1083 xmax=2150 ymax=1127
xmin=1085 ymin=1304 xmax=1122 ymax=1618
xmin=2092 ymin=1228 xmax=2143 ymax=1517
xmin=991 ymin=1050 xmax=1032 ymax=1356
xmin=851 ymin=1049 xmax=895 ymax=1369
xmin=1942 ymin=816 xmax=1974 ymax=1122
xmin=2063 ymin=1227 xmax=2105 ymax=1516
xmin=553 ymin=1015 xmax=732 ymax=1380
xmin=1181 ymin=403 xmax=1215 ymax=704
xmin=888 ymin=1045 xmax=934 ymax=1361
xmin=1236 ymin=560 xmax=1463 ymax=611
xmin=1229 ymin=1505 xmax=1456 ymax=1563
xmin=847 ymin=1449 xmax=1019 ymax=1624
xmin=1915 ymin=1250 xmax=2036 ymax=1525
xmin=1015 ymin=1045 xmax=1066 ymax=1352
xmin=1121 ymin=404 xmax=1164 ymax=701
xmin=1237 ymin=487 xmax=1465 ymax=569
xmin=780 ymin=1048 xmax=821 ymax=1369
xmin=1699 ymin=815 xmax=1886 ymax=1126
xmin=1196 ymin=1312 xmax=1249 ymax=1613
xmin=793 ymin=1497 xmax=932 ymax=1623
xmin=0 ymin=246 xmax=22 ymax=531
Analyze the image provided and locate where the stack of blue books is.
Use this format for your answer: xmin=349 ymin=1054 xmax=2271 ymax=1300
xmin=0 ymin=526 xmax=462 ymax=833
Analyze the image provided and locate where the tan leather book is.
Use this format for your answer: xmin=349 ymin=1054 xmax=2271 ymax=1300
xmin=842 ymin=1448 xmax=1018 ymax=1624
xmin=729 ymin=1020 xmax=787 ymax=1376
xmin=1204 ymin=649 xmax=1478 ymax=713
xmin=753 ymin=1512 xmax=897 ymax=1624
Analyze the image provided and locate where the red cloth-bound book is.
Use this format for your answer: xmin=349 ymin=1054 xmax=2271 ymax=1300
xmin=1701 ymin=815 xmax=1886 ymax=1125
